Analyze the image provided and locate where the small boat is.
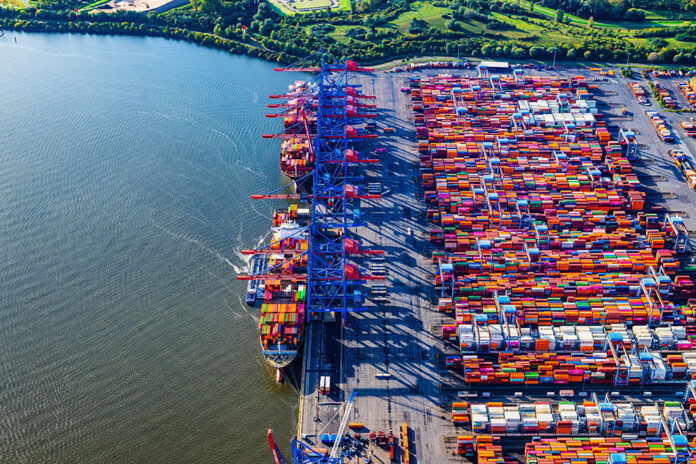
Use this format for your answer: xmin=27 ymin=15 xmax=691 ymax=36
xmin=245 ymin=255 xmax=265 ymax=305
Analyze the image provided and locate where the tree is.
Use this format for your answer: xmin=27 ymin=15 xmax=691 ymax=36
xmin=529 ymin=46 xmax=545 ymax=58
xmin=566 ymin=48 xmax=577 ymax=58
xmin=408 ymin=18 xmax=428 ymax=34
xmin=649 ymin=37 xmax=668 ymax=50
xmin=512 ymin=47 xmax=527 ymax=58
xmin=587 ymin=16 xmax=594 ymax=28
xmin=555 ymin=9 xmax=564 ymax=23
xmin=624 ymin=8 xmax=645 ymax=22
xmin=583 ymin=50 xmax=592 ymax=59
xmin=647 ymin=51 xmax=664 ymax=63
xmin=189 ymin=0 xmax=198 ymax=11
xmin=199 ymin=0 xmax=220 ymax=15
xmin=260 ymin=18 xmax=273 ymax=35
xmin=529 ymin=0 xmax=534 ymax=12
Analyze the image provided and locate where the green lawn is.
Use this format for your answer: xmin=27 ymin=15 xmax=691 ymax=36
xmin=79 ymin=0 xmax=110 ymax=11
xmin=502 ymin=0 xmax=695 ymax=29
xmin=643 ymin=9 xmax=696 ymax=21
xmin=292 ymin=0 xmax=330 ymax=9
xmin=489 ymin=12 xmax=571 ymax=44
xmin=389 ymin=1 xmax=451 ymax=34
xmin=329 ymin=24 xmax=354 ymax=44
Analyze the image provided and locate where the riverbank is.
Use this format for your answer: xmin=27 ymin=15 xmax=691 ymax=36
xmin=0 ymin=17 xmax=281 ymax=61
xmin=2 ymin=2 xmax=696 ymax=69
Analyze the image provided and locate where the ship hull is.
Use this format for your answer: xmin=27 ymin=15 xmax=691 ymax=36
xmin=260 ymin=337 xmax=300 ymax=369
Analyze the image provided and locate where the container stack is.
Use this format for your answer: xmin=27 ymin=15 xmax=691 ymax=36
xmin=647 ymin=111 xmax=675 ymax=143
xmin=475 ymin=436 xmax=504 ymax=464
xmin=453 ymin=400 xmax=692 ymax=435
xmin=411 ymin=74 xmax=694 ymax=389
xmin=413 ymin=73 xmax=696 ymax=461
xmin=452 ymin=402 xmax=469 ymax=424
xmin=679 ymin=81 xmax=696 ymax=107
xmin=630 ymin=82 xmax=646 ymax=99
xmin=525 ymin=437 xmax=694 ymax=464
xmin=652 ymin=80 xmax=677 ymax=108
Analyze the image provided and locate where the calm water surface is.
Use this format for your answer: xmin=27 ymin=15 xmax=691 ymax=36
xmin=0 ymin=31 xmax=307 ymax=463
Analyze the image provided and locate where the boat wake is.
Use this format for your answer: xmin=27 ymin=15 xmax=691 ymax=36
xmin=149 ymin=219 xmax=243 ymax=274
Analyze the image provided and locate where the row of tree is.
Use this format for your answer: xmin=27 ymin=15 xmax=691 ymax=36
xmin=0 ymin=0 xmax=694 ymax=66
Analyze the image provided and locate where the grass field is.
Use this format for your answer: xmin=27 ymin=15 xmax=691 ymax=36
xmin=644 ymin=9 xmax=696 ymax=21
xmin=1 ymin=0 xmax=24 ymax=7
xmin=329 ymin=24 xmax=354 ymax=44
xmin=269 ymin=0 xmax=349 ymax=14
xmin=293 ymin=0 xmax=330 ymax=8
xmin=503 ymin=0 xmax=696 ymax=29
xmin=389 ymin=1 xmax=451 ymax=34
xmin=79 ymin=0 xmax=110 ymax=12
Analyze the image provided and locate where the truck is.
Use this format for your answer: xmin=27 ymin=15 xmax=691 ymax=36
xmin=671 ymin=150 xmax=696 ymax=189
xmin=319 ymin=375 xmax=331 ymax=395
xmin=388 ymin=433 xmax=396 ymax=461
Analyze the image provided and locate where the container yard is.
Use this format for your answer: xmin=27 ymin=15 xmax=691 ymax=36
xmin=409 ymin=67 xmax=696 ymax=463
xmin=249 ymin=60 xmax=696 ymax=464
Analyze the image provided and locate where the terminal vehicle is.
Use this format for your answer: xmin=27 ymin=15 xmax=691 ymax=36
xmin=388 ymin=433 xmax=395 ymax=461
xmin=670 ymin=149 xmax=696 ymax=188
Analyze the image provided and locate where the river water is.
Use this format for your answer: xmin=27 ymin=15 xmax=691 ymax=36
xmin=0 ymin=32 xmax=307 ymax=463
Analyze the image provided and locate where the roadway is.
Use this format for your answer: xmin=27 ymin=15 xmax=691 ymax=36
xmin=298 ymin=71 xmax=465 ymax=464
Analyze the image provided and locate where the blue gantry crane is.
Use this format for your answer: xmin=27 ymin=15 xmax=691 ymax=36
xmin=242 ymin=51 xmax=382 ymax=464
xmin=241 ymin=50 xmax=383 ymax=317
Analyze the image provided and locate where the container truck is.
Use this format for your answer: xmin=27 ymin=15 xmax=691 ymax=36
xmin=671 ymin=149 xmax=696 ymax=188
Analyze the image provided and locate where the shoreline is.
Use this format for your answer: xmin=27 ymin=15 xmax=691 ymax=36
xmin=0 ymin=20 xmax=688 ymax=70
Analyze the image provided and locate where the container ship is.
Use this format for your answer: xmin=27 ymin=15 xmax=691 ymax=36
xmin=265 ymin=80 xmax=377 ymax=185
xmin=267 ymin=81 xmax=317 ymax=183
xmin=247 ymin=205 xmax=310 ymax=378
